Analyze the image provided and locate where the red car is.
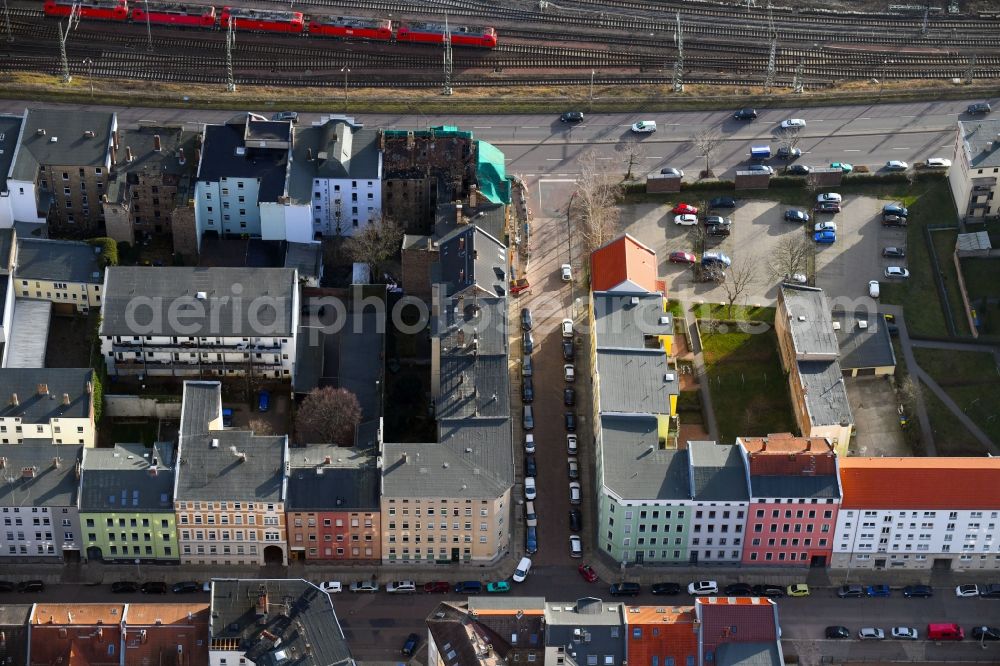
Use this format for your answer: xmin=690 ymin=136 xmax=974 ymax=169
xmin=423 ymin=581 xmax=450 ymax=593
xmin=669 ymin=251 xmax=697 ymax=265
xmin=672 ymin=203 xmax=698 ymax=215
xmin=510 ymin=278 xmax=530 ymax=295
xmin=578 ymin=564 xmax=599 ymax=583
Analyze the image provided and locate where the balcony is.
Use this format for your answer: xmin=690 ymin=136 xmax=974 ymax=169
xmin=112 ymin=340 xmax=281 ymax=352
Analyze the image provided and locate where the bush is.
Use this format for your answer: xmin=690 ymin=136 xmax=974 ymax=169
xmin=88 ymin=237 xmax=119 ymax=268
xmin=843 ymin=173 xmax=910 ymax=185
xmin=768 ymin=176 xmax=807 ymax=188
xmin=681 ymin=179 xmax=735 ymax=191
xmin=677 ymin=390 xmax=702 ymax=412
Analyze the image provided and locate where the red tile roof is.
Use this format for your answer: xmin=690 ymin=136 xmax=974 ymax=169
xmin=626 ymin=606 xmax=697 ymax=666
xmin=840 ymin=457 xmax=1000 ymax=509
xmin=590 ymin=234 xmax=659 ymax=293
xmin=739 ymin=434 xmax=837 ymax=475
xmin=697 ymin=597 xmax=778 ymax=654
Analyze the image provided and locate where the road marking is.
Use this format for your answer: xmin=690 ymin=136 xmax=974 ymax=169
xmin=596 ymin=157 xmax=613 ymax=160
xmin=646 ymin=156 xmax=663 ymax=159
xmin=522 ymin=126 xmax=539 ymax=129
xmin=844 ymin=149 xmax=861 ymax=152
xmin=858 ymin=117 xmax=871 ymax=120
xmin=812 ymin=119 xmax=824 ymax=122
xmin=546 ymin=158 xmax=561 ymax=161
xmin=901 ymin=115 xmax=916 ymax=118
xmin=892 ymin=147 xmax=910 ymax=150
xmin=473 ymin=126 xmax=492 ymax=129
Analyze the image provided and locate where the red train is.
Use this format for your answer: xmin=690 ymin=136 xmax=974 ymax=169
xmin=308 ymin=15 xmax=392 ymax=41
xmin=43 ymin=0 xmax=128 ymax=21
xmin=219 ymin=7 xmax=304 ymax=33
xmin=397 ymin=22 xmax=497 ymax=48
xmin=130 ymin=2 xmax=215 ymax=28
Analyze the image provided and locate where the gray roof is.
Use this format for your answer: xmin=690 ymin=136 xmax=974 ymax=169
xmin=779 ymin=285 xmax=839 ymax=358
xmin=176 ymin=381 xmax=286 ymax=502
xmin=797 ymin=360 xmax=853 ymax=428
xmin=436 ymin=355 xmax=509 ymax=420
xmin=79 ymin=442 xmax=175 ymax=512
xmin=286 ymin=445 xmax=379 ymax=511
xmin=960 ymin=119 xmax=1000 ymax=169
xmin=210 ymin=579 xmax=356 ymax=666
xmin=402 ymin=233 xmax=431 ymax=251
xmin=596 ymin=348 xmax=677 ymax=415
xmin=288 ymin=119 xmax=380 ymax=204
xmin=749 ymin=470 xmax=840 ymax=499
xmin=434 ymin=202 xmax=506 ymax=242
xmin=593 ymin=292 xmax=674 ymax=349
xmin=545 ymin=598 xmax=626 ymax=666
xmin=197 ymin=115 xmax=289 ymax=203
xmin=688 ymin=441 xmax=749 ymax=501
xmin=16 ymin=238 xmax=103 ymax=284
xmin=5 ymin=298 xmax=50 ymax=368
xmin=10 ymin=108 xmax=113 ymax=181
xmin=0 ymin=229 xmax=15 ymax=271
xmin=716 ymin=643 xmax=783 ymax=666
xmin=435 ymin=225 xmax=508 ymax=297
xmin=435 ymin=296 xmax=507 ymax=356
xmin=107 ymin=125 xmax=199 ymax=204
xmin=600 ymin=414 xmax=690 ymax=501
xmin=0 ymin=368 xmax=93 ymax=422
xmin=0 ymin=443 xmax=82 ymax=507
xmin=100 ymin=267 xmax=296 ymax=337
xmin=285 ymin=242 xmax=323 ymax=282
xmin=831 ymin=311 xmax=896 ymax=370
xmin=0 ymin=114 xmax=23 ymax=195
xmin=0 ymin=604 xmax=30 ymax=666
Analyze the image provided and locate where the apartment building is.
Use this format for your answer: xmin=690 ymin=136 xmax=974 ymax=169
xmin=99 ymin=266 xmax=299 ymax=380
xmin=428 ymin=598 xmax=547 ymax=665
xmin=121 ymin=603 xmax=210 ymax=665
xmin=0 ymin=368 xmax=96 ymax=447
xmin=834 ymin=457 xmax=1000 ymax=571
xmin=0 ymin=443 xmax=82 ymax=562
xmin=286 ymin=444 xmax=381 ymax=563
xmin=79 ymin=442 xmax=178 ymax=563
xmin=0 ymin=605 xmax=29 ymax=666
xmin=6 ymin=108 xmax=116 ymax=233
xmin=626 ymin=605 xmax=698 ymax=666
xmin=949 ymin=118 xmax=1000 ymax=223
xmin=739 ymin=434 xmax=842 ymax=567
xmin=13 ymin=237 xmax=104 ymax=313
xmin=0 ymin=114 xmax=25 ymax=228
xmin=174 ymin=381 xmax=288 ymax=566
xmin=29 ymin=603 xmax=125 ymax=666
xmin=695 ymin=597 xmax=783 ymax=666
xmin=686 ymin=441 xmax=749 ymax=564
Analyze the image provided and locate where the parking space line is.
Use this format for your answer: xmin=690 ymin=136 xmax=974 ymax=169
xmin=844 ymin=149 xmax=861 ymax=152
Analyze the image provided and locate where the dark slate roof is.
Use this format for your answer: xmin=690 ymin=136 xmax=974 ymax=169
xmin=0 ymin=229 xmax=16 ymax=271
xmin=545 ymin=598 xmax=626 ymax=666
xmin=210 ymin=579 xmax=356 ymax=666
xmin=100 ymin=267 xmax=296 ymax=337
xmin=0 ymin=368 xmax=93 ymax=422
xmin=10 ymin=108 xmax=113 ymax=181
xmin=779 ymin=285 xmax=839 ymax=357
xmin=436 ymin=355 xmax=509 ymax=420
xmin=435 ymin=225 xmax=507 ymax=297
xmin=428 ymin=600 xmax=547 ymax=666
xmin=688 ymin=441 xmax=749 ymax=501
xmin=797 ymin=360 xmax=853 ymax=428
xmin=596 ymin=348 xmax=677 ymax=415
xmin=434 ymin=202 xmax=506 ymax=242
xmin=79 ymin=442 xmax=174 ymax=512
xmin=748 ymin=472 xmax=840 ymax=499
xmin=197 ymin=117 xmax=289 ymax=203
xmin=15 ymin=238 xmax=103 ymax=284
xmin=288 ymin=119 xmax=380 ymax=204
xmin=0 ymin=604 xmax=30 ymax=666
xmin=715 ymin=643 xmax=783 ymax=666
xmin=0 ymin=114 xmax=23 ymax=195
xmin=435 ymin=296 xmax=507 ymax=356
xmin=107 ymin=125 xmax=199 ymax=204
xmin=175 ymin=381 xmax=286 ymax=502
xmin=831 ymin=311 xmax=896 ymax=370
xmin=593 ymin=292 xmax=674 ymax=349
xmin=284 ymin=242 xmax=323 ymax=282
xmin=286 ymin=445 xmax=379 ymax=511
xmin=600 ymin=414 xmax=690 ymax=501
xmin=960 ymin=119 xmax=1000 ymax=169
xmin=0 ymin=443 xmax=82 ymax=507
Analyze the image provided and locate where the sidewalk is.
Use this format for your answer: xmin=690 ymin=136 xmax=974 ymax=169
xmin=680 ymin=302 xmax=719 ymax=440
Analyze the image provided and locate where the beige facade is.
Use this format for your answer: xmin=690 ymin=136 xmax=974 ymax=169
xmin=42 ymin=163 xmax=107 ymax=234
xmin=176 ymin=499 xmax=286 ymax=566
xmin=949 ymin=120 xmax=1000 ymax=223
xmin=13 ymin=276 xmax=101 ymax=313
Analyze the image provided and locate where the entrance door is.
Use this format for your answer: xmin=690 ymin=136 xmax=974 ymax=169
xmin=810 ymin=555 xmax=827 ymax=567
xmin=451 ymin=548 xmax=460 ymax=563
xmin=634 ymin=551 xmax=644 ymax=564
xmin=874 ymin=558 xmax=886 ymax=569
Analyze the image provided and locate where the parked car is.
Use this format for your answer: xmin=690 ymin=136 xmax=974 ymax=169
xmin=859 ymin=628 xmax=885 ymax=640
xmin=674 ymin=214 xmax=699 ymax=226
xmin=569 ymin=508 xmax=582 ymax=532
xmin=631 ymin=120 xmax=657 ymax=133
xmin=525 ymin=454 xmax=537 ymax=477
xmin=524 ymin=433 xmax=535 ymax=454
xmin=882 ymin=246 xmax=905 ymax=258
xmin=510 ymin=277 xmax=530 ymax=295
xmin=701 ymin=251 xmax=732 ymax=268
xmin=525 ymin=526 xmax=538 ymax=554
xmin=972 ymin=626 xmax=1000 ymax=641
xmin=522 ymin=355 xmax=533 ymax=378
xmin=967 ymin=102 xmax=992 ymax=115
xmin=704 ymin=215 xmax=731 ymax=226
xmin=884 ymin=266 xmax=910 ymax=279
xmin=688 ymin=580 xmax=719 ymax=596
xmin=747 ymin=164 xmax=774 ymax=175
xmin=222 ymin=408 xmax=233 ymax=427
xmin=751 ymin=584 xmax=786 ymax=598
xmin=780 ymin=118 xmax=807 ymax=129
xmin=567 ymin=433 xmax=578 ymax=455
xmin=885 ymin=160 xmax=909 ymax=171
xmin=814 ymin=230 xmax=837 ymax=244
xmin=522 ymin=331 xmax=534 ymax=354
xmin=387 ymin=580 xmax=416 ymax=594
xmin=525 ymin=501 xmax=537 ymax=527
xmin=787 ymin=584 xmax=810 ymax=597
xmin=837 ymin=584 xmax=865 ymax=598
xmin=814 ymin=221 xmax=837 ymax=233
xmin=734 ymin=107 xmax=757 ymax=120
xmin=660 ymin=167 xmax=684 ymax=177
xmin=980 ymin=584 xmax=1000 ymax=598
xmin=866 ymin=584 xmax=891 ymax=597
xmin=521 ymin=307 xmax=533 ymax=330
xmin=567 ymin=456 xmax=579 ymax=479
xmin=522 ymin=377 xmax=534 ymax=403
xmin=569 ymin=535 xmax=583 ymax=558
xmin=868 ymin=280 xmax=880 ymax=298
xmin=140 ymin=581 xmax=167 ymax=594
xmin=883 ymin=204 xmax=909 ymax=217
xmin=882 ymin=214 xmax=907 ymax=227
xmin=709 ymin=196 xmax=737 ymax=208
xmin=706 ymin=223 xmax=731 ymax=237
xmin=892 ymin=627 xmax=919 ymax=640
xmin=787 ymin=164 xmax=811 ymax=175
xmin=486 ymin=581 xmax=511 ymax=593
xmin=564 ymin=364 xmax=576 ymax=382
xmin=423 ymin=581 xmax=450 ymax=593
xmin=523 ymin=405 xmax=534 ymax=431
xmin=672 ymin=203 xmax=699 ymax=215
xmin=564 ymin=412 xmax=577 ymax=432
xmin=578 ymin=564 xmax=599 ymax=582
xmin=669 ymin=251 xmax=697 ymax=264
xmin=111 ymin=581 xmax=138 ymax=593
xmin=817 ymin=193 xmax=842 ymax=203
xmin=724 ymin=583 xmax=753 ymax=596
xmin=512 ymin=557 xmax=532 ymax=583
xmin=609 ymin=582 xmax=641 ymax=597
xmin=562 ymin=318 xmax=574 ymax=338
xmin=560 ymin=111 xmax=584 ymax=122
xmin=902 ymin=585 xmax=933 ymax=598
xmin=924 ymin=157 xmax=952 ymax=168
xmin=825 ymin=626 xmax=850 ymax=639
xmin=172 ymin=581 xmax=201 ymax=594
xmin=814 ymin=202 xmax=841 ymax=214
xmin=318 ymin=581 xmax=342 ymax=593
xmin=784 ymin=209 xmax=810 ymax=223
xmin=569 ymin=481 xmax=582 ymax=504
xmin=562 ymin=340 xmax=575 ymax=362
xmin=401 ymin=633 xmax=420 ymax=657
xmin=273 ymin=111 xmax=298 ymax=123
xmin=454 ymin=581 xmax=483 ymax=594
xmin=830 ymin=162 xmax=854 ymax=173
xmin=524 ymin=477 xmax=536 ymax=501
xmin=651 ymin=582 xmax=682 ymax=595
xmin=956 ymin=584 xmax=981 ymax=597
xmin=349 ymin=580 xmax=379 ymax=593
xmin=15 ymin=580 xmax=43 ymax=593
xmin=561 ymin=263 xmax=573 ymax=282
xmin=257 ymin=390 xmax=270 ymax=412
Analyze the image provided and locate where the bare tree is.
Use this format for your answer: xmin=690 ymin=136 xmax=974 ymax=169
xmin=349 ymin=213 xmax=404 ymax=279
xmin=692 ymin=129 xmax=723 ymax=178
xmin=720 ymin=254 xmax=758 ymax=319
xmin=570 ymin=149 xmax=623 ymax=254
xmin=295 ymin=387 xmax=362 ymax=445
xmin=248 ymin=417 xmax=275 ymax=436
xmin=767 ymin=235 xmax=813 ymax=282
xmin=690 ymin=224 xmax=708 ymax=256
xmin=898 ymin=375 xmax=923 ymax=412
xmin=772 ymin=126 xmax=803 ymax=164
xmin=615 ymin=137 xmax=645 ymax=181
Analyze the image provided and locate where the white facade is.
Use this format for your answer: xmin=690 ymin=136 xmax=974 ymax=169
xmin=0 ymin=505 xmax=80 ymax=559
xmin=948 ymin=120 xmax=1000 ymax=223
xmin=102 ymin=333 xmax=296 ymax=380
xmin=833 ymin=508 xmax=1000 ymax=570
xmin=260 ymin=201 xmax=314 ymax=243
xmin=688 ymin=501 xmax=748 ymax=563
xmin=2 ymin=180 xmax=45 ymax=226
xmin=310 ymin=174 xmax=382 ymax=237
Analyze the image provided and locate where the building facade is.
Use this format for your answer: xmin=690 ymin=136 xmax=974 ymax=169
xmin=687 ymin=441 xmax=749 ymax=564
xmin=13 ymin=238 xmax=104 ymax=313
xmin=0 ymin=368 xmax=96 ymax=447
xmin=949 ymin=119 xmax=1000 ymax=223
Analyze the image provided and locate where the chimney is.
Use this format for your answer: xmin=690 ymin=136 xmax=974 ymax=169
xmin=323 ymin=455 xmax=332 ymax=464
xmin=455 ymin=202 xmax=463 ymax=225
xmin=761 ymin=440 xmax=767 ymax=452
xmin=37 ymin=383 xmax=49 ymax=396
xmin=0 ymin=457 xmax=5 ymax=469
xmin=306 ymin=148 xmax=313 ymax=161
xmin=125 ymin=146 xmax=134 ymax=162
xmin=52 ymin=457 xmax=61 ymax=469
xmin=469 ymin=184 xmax=478 ymax=209
xmin=62 ymin=393 xmax=70 ymax=406
xmin=153 ymin=135 xmax=162 ymax=152
xmin=178 ymin=148 xmax=186 ymax=166
xmin=149 ymin=467 xmax=158 ymax=477
xmin=9 ymin=393 xmax=18 ymax=407
xmin=113 ymin=129 xmax=120 ymax=151
xmin=110 ymin=145 xmax=117 ymax=167
xmin=256 ymin=591 xmax=268 ymax=617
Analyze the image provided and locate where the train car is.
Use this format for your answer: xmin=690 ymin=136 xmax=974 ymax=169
xmin=307 ymin=15 xmax=392 ymax=41
xmin=219 ymin=7 xmax=305 ymax=33
xmin=129 ymin=2 xmax=216 ymax=28
xmin=44 ymin=0 xmax=129 ymax=21
xmin=395 ymin=22 xmax=497 ymax=48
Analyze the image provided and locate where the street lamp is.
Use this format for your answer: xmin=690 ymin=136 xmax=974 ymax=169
xmin=589 ymin=69 xmax=595 ymax=108
xmin=340 ymin=66 xmax=350 ymax=114
xmin=82 ymin=58 xmax=94 ymax=98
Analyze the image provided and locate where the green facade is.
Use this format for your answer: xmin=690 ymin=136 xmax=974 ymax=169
xmin=81 ymin=511 xmax=178 ymax=562
xmin=599 ymin=495 xmax=691 ymax=565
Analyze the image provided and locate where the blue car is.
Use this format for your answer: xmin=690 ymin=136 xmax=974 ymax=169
xmin=453 ymin=581 xmax=482 ymax=594
xmin=526 ymin=526 xmax=538 ymax=554
xmin=866 ymin=584 xmax=891 ymax=597
xmin=257 ymin=390 xmax=270 ymax=412
xmin=814 ymin=230 xmax=836 ymax=244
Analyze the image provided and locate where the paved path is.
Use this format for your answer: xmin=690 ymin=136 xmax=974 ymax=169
xmin=879 ymin=305 xmax=935 ymax=455
xmin=910 ymin=338 xmax=1000 ymax=369
xmin=680 ymin=302 xmax=719 ymax=441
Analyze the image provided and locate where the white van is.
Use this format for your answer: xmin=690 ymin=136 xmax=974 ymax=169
xmin=512 ymin=556 xmax=532 ymax=582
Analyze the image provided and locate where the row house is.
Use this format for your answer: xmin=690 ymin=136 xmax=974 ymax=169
xmin=835 ymin=457 xmax=1000 ymax=571
xmin=739 ymin=434 xmax=842 ymax=567
xmin=687 ymin=440 xmax=750 ymax=564
xmin=0 ymin=368 xmax=96 ymax=447
xmin=100 ymin=266 xmax=299 ymax=381
xmin=13 ymin=237 xmax=104 ymax=313
xmin=174 ymin=381 xmax=288 ymax=566
xmin=79 ymin=442 xmax=178 ymax=563
xmin=0 ymin=443 xmax=82 ymax=562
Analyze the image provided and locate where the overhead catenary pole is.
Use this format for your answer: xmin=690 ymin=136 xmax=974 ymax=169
xmin=341 ymin=66 xmax=350 ymax=113
xmin=82 ymin=57 xmax=94 ymax=97
xmin=225 ymin=15 xmax=236 ymax=92
xmin=442 ymin=15 xmax=453 ymax=95
xmin=143 ymin=0 xmax=152 ymax=51
xmin=964 ymin=53 xmax=977 ymax=85
xmin=763 ymin=1 xmax=777 ymax=93
xmin=58 ymin=21 xmax=71 ymax=83
xmin=3 ymin=0 xmax=12 ymax=43
xmin=671 ymin=11 xmax=683 ymax=93
xmin=792 ymin=58 xmax=804 ymax=94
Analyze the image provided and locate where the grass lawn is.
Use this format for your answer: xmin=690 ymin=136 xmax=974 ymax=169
xmin=959 ymin=256 xmax=1000 ymax=336
xmin=924 ymin=229 xmax=971 ymax=336
xmin=701 ymin=321 xmax=796 ymax=442
xmin=666 ymin=299 xmax=685 ymax=320
xmin=913 ymin=348 xmax=1000 ymax=448
xmin=921 ymin=387 xmax=992 ymax=456
xmin=692 ymin=304 xmax=775 ymax=324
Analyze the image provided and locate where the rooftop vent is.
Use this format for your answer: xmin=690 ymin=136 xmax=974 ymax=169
xmin=664 ymin=373 xmax=676 ymax=382
xmin=196 ymin=291 xmax=207 ymax=300
xmin=858 ymin=320 xmax=868 ymax=329
xmin=797 ymin=315 xmax=807 ymax=322
xmin=235 ymin=146 xmax=246 ymax=156
xmin=658 ymin=315 xmax=670 ymax=325
xmin=49 ymin=137 xmax=58 ymax=143
xmin=35 ymin=128 xmax=45 ymax=136
xmin=630 ymin=296 xmax=640 ymax=306
xmin=832 ymin=321 xmax=841 ymax=330
xmin=83 ymin=130 xmax=95 ymax=139
xmin=210 ymin=439 xmax=219 ymax=449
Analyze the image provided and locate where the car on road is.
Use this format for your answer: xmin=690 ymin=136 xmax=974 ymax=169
xmin=776 ymin=146 xmax=802 ymax=159
xmin=486 ymin=581 xmax=511 ymax=593
xmin=569 ymin=481 xmax=582 ymax=505
xmin=0 ymin=581 xmax=13 ymax=592
xmin=814 ymin=221 xmax=837 ymax=233
xmin=980 ymin=584 xmax=1000 ymax=598
xmin=522 ymin=331 xmax=534 ymax=354
xmin=424 ymin=581 xmax=450 ymax=593
xmin=522 ymin=377 xmax=534 ymax=404
xmin=564 ymin=412 xmax=577 ymax=432
xmin=631 ymin=120 xmax=657 ymax=133
xmin=869 ymin=280 xmax=881 ymax=298
xmin=787 ymin=164 xmax=811 ymax=175
xmin=724 ymin=583 xmax=753 ymax=596
xmin=257 ymin=390 xmax=270 ymax=412
xmin=734 ymin=107 xmax=758 ymax=120
xmin=387 ymin=581 xmax=416 ymax=594
xmin=563 ymin=387 xmax=575 ymax=406
xmin=561 ymin=263 xmax=573 ymax=282
xmin=525 ymin=526 xmax=538 ymax=554
xmin=524 ymin=433 xmax=535 ymax=454
xmin=578 ymin=564 xmax=599 ymax=582
xmin=454 ymin=581 xmax=483 ymax=595
xmin=222 ymin=408 xmax=233 ymax=427
xmin=882 ymin=246 xmax=905 ymax=258
xmin=609 ymin=582 xmax=641 ymax=597
xmin=569 ymin=535 xmax=583 ymax=558
xmin=669 ymin=251 xmax=697 ymax=264
xmin=830 ymin=162 xmax=854 ymax=173
xmin=569 ymin=508 xmax=582 ymax=532
xmin=751 ymin=584 xmax=786 ymax=598
xmin=859 ymin=627 xmax=885 ymax=640
xmin=956 ymin=584 xmax=981 ymax=597
xmin=780 ymin=118 xmax=807 ymax=129
xmin=561 ymin=111 xmax=584 ymax=123
xmin=672 ymin=203 xmax=699 ymax=215
xmin=172 ymin=581 xmax=201 ymax=594
xmin=660 ymin=167 xmax=684 ymax=177
xmin=972 ymin=626 xmax=1000 ymax=641
xmin=709 ymin=196 xmax=737 ymax=208
xmin=319 ymin=581 xmax=342 ymax=593
xmin=787 ymin=584 xmax=810 ymax=597
xmin=892 ymin=627 xmax=919 ymax=640
xmin=562 ymin=339 xmax=574 ymax=361
xmin=817 ymin=193 xmax=842 ymax=203
xmin=562 ymin=318 xmax=574 ymax=338
xmin=350 ymin=580 xmax=379 ymax=593
xmin=521 ymin=307 xmax=533 ymax=331
xmin=747 ymin=164 xmax=774 ymax=174
xmin=567 ymin=433 xmax=578 ymax=455
xmin=140 ymin=581 xmax=167 ymax=594
xmin=524 ymin=454 xmax=537 ymax=477
xmin=885 ymin=160 xmax=909 ymax=171
xmin=564 ymin=364 xmax=576 ymax=382
xmin=866 ymin=584 xmax=891 ymax=597
xmin=784 ymin=209 xmax=810 ymax=223
xmin=884 ymin=266 xmax=910 ymax=279
xmin=825 ymin=626 xmax=850 ymax=639
xmin=688 ymin=580 xmax=718 ymax=596
xmin=111 ymin=581 xmax=138 ymax=593
xmin=401 ymin=633 xmax=420 ymax=657
xmin=902 ymin=584 xmax=933 ymax=598
xmin=814 ymin=202 xmax=841 ymax=214
xmin=513 ymin=557 xmax=532 ymax=583
xmin=651 ymin=582 xmax=682 ymax=595
xmin=567 ymin=456 xmax=579 ymax=479
xmin=524 ymin=477 xmax=536 ymax=500
xmin=814 ymin=230 xmax=837 ymax=244
xmin=837 ymin=584 xmax=865 ymax=598
xmin=883 ymin=204 xmax=909 ymax=217
xmin=674 ymin=214 xmax=699 ymax=226
xmin=967 ymin=102 xmax=992 ymax=115
xmin=273 ymin=111 xmax=298 ymax=123
xmin=924 ymin=157 xmax=952 ymax=168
